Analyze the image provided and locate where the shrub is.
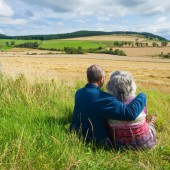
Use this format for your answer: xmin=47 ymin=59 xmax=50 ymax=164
xmin=64 ymin=47 xmax=85 ymax=54
xmin=15 ymin=42 xmax=39 ymax=49
xmin=161 ymin=53 xmax=170 ymax=59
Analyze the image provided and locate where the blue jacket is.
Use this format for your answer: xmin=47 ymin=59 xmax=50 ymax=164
xmin=70 ymin=83 xmax=146 ymax=145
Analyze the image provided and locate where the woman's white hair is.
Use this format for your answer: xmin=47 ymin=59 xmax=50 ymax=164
xmin=106 ymin=71 xmax=137 ymax=102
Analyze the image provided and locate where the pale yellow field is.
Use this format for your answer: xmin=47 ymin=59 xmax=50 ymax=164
xmin=111 ymin=47 xmax=170 ymax=57
xmin=65 ymin=35 xmax=146 ymax=41
xmin=0 ymin=50 xmax=170 ymax=94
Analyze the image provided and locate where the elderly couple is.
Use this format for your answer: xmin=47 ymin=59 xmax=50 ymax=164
xmin=70 ymin=64 xmax=156 ymax=149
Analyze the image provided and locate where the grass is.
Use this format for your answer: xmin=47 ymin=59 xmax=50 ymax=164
xmin=0 ymin=39 xmax=41 ymax=51
xmin=0 ymin=74 xmax=170 ymax=169
xmin=0 ymin=39 xmax=113 ymax=51
xmin=39 ymin=40 xmax=113 ymax=50
xmin=1 ymin=38 xmax=169 ymax=57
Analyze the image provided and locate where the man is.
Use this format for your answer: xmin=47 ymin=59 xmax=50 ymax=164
xmin=70 ymin=64 xmax=146 ymax=147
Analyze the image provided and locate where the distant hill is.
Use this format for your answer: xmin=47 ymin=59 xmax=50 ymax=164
xmin=0 ymin=30 xmax=169 ymax=41
xmin=0 ymin=34 xmax=7 ymax=39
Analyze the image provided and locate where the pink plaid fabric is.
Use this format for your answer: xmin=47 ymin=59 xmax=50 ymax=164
xmin=108 ymin=97 xmax=156 ymax=149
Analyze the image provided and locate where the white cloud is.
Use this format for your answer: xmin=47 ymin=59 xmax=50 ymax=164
xmin=0 ymin=0 xmax=13 ymax=16
xmin=0 ymin=28 xmax=4 ymax=34
xmin=1 ymin=0 xmax=170 ymax=39
xmin=0 ymin=17 xmax=27 ymax=25
xmin=19 ymin=0 xmax=170 ymax=17
xmin=135 ymin=16 xmax=170 ymax=37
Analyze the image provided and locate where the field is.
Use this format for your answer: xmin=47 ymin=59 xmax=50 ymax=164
xmin=0 ymin=39 xmax=41 ymax=51
xmin=64 ymin=35 xmax=147 ymax=41
xmin=0 ymin=35 xmax=170 ymax=169
xmin=1 ymin=36 xmax=170 ymax=58
xmin=111 ymin=47 xmax=170 ymax=57
xmin=39 ymin=40 xmax=111 ymax=50
xmin=40 ymin=40 xmax=170 ymax=57
xmin=0 ymin=49 xmax=170 ymax=94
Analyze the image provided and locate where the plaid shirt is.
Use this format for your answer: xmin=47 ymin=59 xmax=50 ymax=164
xmin=108 ymin=97 xmax=156 ymax=149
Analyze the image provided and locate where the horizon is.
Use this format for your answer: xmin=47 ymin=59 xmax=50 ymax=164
xmin=0 ymin=30 xmax=169 ymax=41
xmin=0 ymin=0 xmax=170 ymax=40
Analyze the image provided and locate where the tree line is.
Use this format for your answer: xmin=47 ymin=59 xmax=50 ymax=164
xmin=0 ymin=31 xmax=169 ymax=41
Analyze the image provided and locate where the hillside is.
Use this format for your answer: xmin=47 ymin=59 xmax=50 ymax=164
xmin=0 ymin=34 xmax=7 ymax=39
xmin=0 ymin=31 xmax=169 ymax=41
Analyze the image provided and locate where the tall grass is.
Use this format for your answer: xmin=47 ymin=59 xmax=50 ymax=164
xmin=0 ymin=74 xmax=169 ymax=169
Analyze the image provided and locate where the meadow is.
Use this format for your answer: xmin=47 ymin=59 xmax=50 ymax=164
xmin=0 ymin=39 xmax=41 ymax=51
xmin=0 ymin=47 xmax=170 ymax=169
xmin=39 ymin=40 xmax=112 ymax=50
xmin=0 ymin=74 xmax=169 ymax=170
xmin=1 ymin=37 xmax=170 ymax=58
xmin=0 ymin=34 xmax=170 ymax=169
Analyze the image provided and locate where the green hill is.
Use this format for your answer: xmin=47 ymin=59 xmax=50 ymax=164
xmin=0 ymin=31 xmax=169 ymax=41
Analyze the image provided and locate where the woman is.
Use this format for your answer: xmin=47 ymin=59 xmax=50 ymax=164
xmin=106 ymin=71 xmax=156 ymax=149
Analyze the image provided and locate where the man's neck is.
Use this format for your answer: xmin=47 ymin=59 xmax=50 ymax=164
xmin=91 ymin=82 xmax=101 ymax=88
xmin=92 ymin=82 xmax=98 ymax=87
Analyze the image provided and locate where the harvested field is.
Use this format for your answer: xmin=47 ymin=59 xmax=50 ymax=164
xmin=64 ymin=35 xmax=146 ymax=41
xmin=0 ymin=50 xmax=170 ymax=94
xmin=111 ymin=47 xmax=170 ymax=57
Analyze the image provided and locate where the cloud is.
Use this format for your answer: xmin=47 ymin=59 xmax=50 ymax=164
xmin=0 ymin=0 xmax=13 ymax=16
xmin=20 ymin=0 xmax=79 ymax=13
xmin=134 ymin=16 xmax=170 ymax=38
xmin=0 ymin=17 xmax=27 ymax=25
xmin=19 ymin=0 xmax=170 ymax=18
xmin=23 ymin=10 xmax=34 ymax=18
xmin=118 ymin=0 xmax=148 ymax=7
xmin=1 ymin=0 xmax=170 ymax=39
xmin=0 ymin=28 xmax=4 ymax=34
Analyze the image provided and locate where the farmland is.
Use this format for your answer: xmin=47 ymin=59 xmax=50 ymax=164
xmin=39 ymin=40 xmax=111 ymax=50
xmin=1 ymin=34 xmax=170 ymax=57
xmin=0 ymin=35 xmax=170 ymax=169
xmin=0 ymin=49 xmax=170 ymax=94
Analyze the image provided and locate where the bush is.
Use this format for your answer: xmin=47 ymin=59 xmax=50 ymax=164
xmin=101 ymin=49 xmax=126 ymax=56
xmin=15 ymin=42 xmax=39 ymax=49
xmin=161 ymin=53 xmax=170 ymax=59
xmin=64 ymin=47 xmax=85 ymax=54
xmin=86 ymin=48 xmax=126 ymax=56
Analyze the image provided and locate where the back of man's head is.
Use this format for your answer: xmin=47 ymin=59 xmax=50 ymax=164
xmin=87 ymin=64 xmax=105 ymax=83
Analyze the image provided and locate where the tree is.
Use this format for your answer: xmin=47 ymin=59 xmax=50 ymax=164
xmin=161 ymin=41 xmax=168 ymax=47
xmin=113 ymin=41 xmax=119 ymax=47
xmin=135 ymin=42 xmax=139 ymax=47
xmin=124 ymin=42 xmax=128 ymax=47
xmin=152 ymin=42 xmax=158 ymax=47
xmin=11 ymin=41 xmax=15 ymax=46
xmin=98 ymin=46 xmax=103 ymax=50
xmin=127 ymin=42 xmax=132 ymax=47
xmin=6 ymin=42 xmax=9 ymax=46
xmin=15 ymin=42 xmax=39 ymax=48
xmin=64 ymin=47 xmax=84 ymax=54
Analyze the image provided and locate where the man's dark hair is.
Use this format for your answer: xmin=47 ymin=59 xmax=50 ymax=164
xmin=87 ymin=64 xmax=105 ymax=83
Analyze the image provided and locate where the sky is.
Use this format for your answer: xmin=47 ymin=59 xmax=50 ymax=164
xmin=0 ymin=0 xmax=170 ymax=40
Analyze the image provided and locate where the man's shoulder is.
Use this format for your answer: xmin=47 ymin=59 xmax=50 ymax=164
xmin=76 ymin=86 xmax=85 ymax=93
xmin=100 ymin=89 xmax=114 ymax=98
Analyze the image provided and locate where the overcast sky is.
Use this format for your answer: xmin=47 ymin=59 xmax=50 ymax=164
xmin=0 ymin=0 xmax=170 ymax=39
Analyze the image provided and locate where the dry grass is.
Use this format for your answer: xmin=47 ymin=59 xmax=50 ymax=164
xmin=111 ymin=47 xmax=170 ymax=57
xmin=0 ymin=50 xmax=170 ymax=94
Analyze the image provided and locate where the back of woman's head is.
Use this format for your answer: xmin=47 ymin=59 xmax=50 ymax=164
xmin=106 ymin=71 xmax=136 ymax=102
